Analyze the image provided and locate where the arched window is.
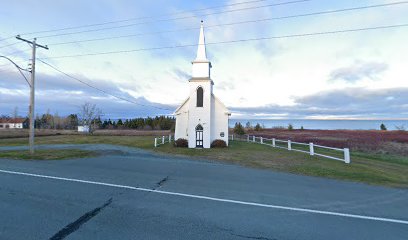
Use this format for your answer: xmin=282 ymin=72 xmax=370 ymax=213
xmin=195 ymin=124 xmax=203 ymax=131
xmin=196 ymin=87 xmax=203 ymax=107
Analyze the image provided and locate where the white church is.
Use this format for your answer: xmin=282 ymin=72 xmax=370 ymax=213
xmin=174 ymin=22 xmax=230 ymax=148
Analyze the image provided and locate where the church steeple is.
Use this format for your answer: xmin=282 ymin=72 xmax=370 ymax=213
xmin=191 ymin=21 xmax=212 ymax=79
xmin=174 ymin=19 xmax=230 ymax=149
xmin=195 ymin=21 xmax=208 ymax=61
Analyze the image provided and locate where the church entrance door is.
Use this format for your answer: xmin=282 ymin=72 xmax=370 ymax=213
xmin=195 ymin=124 xmax=203 ymax=148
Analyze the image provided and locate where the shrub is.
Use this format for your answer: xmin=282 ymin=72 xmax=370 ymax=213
xmin=380 ymin=123 xmax=387 ymax=131
xmin=174 ymin=138 xmax=188 ymax=147
xmin=272 ymin=126 xmax=286 ymax=129
xmin=288 ymin=124 xmax=294 ymax=131
xmin=245 ymin=121 xmax=252 ymax=130
xmin=254 ymin=123 xmax=262 ymax=131
xmin=233 ymin=122 xmax=245 ymax=135
xmin=211 ymin=139 xmax=227 ymax=148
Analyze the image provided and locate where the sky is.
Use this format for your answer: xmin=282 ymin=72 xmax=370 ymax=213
xmin=0 ymin=0 xmax=407 ymax=120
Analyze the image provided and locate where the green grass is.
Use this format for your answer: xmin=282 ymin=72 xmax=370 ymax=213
xmin=0 ymin=135 xmax=407 ymax=188
xmin=0 ymin=149 xmax=97 ymax=160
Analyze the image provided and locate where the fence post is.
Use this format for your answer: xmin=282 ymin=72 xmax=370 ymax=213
xmin=272 ymin=138 xmax=276 ymax=147
xmin=247 ymin=135 xmax=249 ymax=142
xmin=232 ymin=134 xmax=234 ymax=141
xmin=288 ymin=140 xmax=292 ymax=150
xmin=309 ymin=143 xmax=314 ymax=155
xmin=253 ymin=136 xmax=255 ymax=142
xmin=154 ymin=138 xmax=157 ymax=147
xmin=260 ymin=137 xmax=263 ymax=144
xmin=162 ymin=136 xmax=165 ymax=144
xmin=344 ymin=148 xmax=351 ymax=164
xmin=169 ymin=134 xmax=171 ymax=143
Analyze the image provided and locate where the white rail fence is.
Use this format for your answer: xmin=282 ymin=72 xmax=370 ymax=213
xmin=154 ymin=134 xmax=173 ymax=147
xmin=231 ymin=134 xmax=350 ymax=164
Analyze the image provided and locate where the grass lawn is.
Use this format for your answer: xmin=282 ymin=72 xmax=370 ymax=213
xmin=0 ymin=149 xmax=97 ymax=160
xmin=0 ymin=135 xmax=407 ymax=188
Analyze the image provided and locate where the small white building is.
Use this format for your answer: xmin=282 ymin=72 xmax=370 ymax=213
xmin=174 ymin=22 xmax=230 ymax=148
xmin=77 ymin=125 xmax=90 ymax=133
xmin=0 ymin=118 xmax=25 ymax=129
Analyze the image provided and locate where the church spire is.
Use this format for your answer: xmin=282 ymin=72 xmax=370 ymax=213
xmin=195 ymin=20 xmax=208 ymax=61
xmin=191 ymin=21 xmax=211 ymax=79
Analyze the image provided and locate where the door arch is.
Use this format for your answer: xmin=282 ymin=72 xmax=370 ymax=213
xmin=195 ymin=124 xmax=203 ymax=148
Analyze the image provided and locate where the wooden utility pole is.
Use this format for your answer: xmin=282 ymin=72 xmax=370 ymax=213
xmin=16 ymin=36 xmax=48 ymax=154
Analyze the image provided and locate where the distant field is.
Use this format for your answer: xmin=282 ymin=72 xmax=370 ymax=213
xmin=0 ymin=132 xmax=407 ymax=188
xmin=0 ymin=129 xmax=171 ymax=139
xmin=0 ymin=129 xmax=79 ymax=138
xmin=247 ymin=129 xmax=408 ymax=156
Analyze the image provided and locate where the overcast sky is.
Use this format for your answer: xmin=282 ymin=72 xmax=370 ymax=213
xmin=1 ymin=0 xmax=407 ymax=119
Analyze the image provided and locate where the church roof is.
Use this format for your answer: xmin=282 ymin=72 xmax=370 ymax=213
xmin=0 ymin=118 xmax=26 ymax=124
xmin=212 ymin=94 xmax=231 ymax=115
xmin=174 ymin=97 xmax=190 ymax=114
xmin=174 ymin=94 xmax=230 ymax=115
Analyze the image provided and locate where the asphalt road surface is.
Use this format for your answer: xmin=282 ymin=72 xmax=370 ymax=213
xmin=0 ymin=144 xmax=407 ymax=240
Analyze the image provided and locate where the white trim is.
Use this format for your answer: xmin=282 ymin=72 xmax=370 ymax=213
xmin=212 ymin=94 xmax=230 ymax=113
xmin=174 ymin=97 xmax=190 ymax=114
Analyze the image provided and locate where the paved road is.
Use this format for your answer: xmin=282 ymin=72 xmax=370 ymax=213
xmin=0 ymin=144 xmax=407 ymax=240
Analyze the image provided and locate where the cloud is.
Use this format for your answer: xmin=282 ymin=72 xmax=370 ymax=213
xmin=216 ymin=79 xmax=236 ymax=91
xmin=0 ymin=69 xmax=176 ymax=118
xmin=172 ymin=68 xmax=191 ymax=81
xmin=329 ymin=61 xmax=388 ymax=83
xmin=2 ymin=1 xmax=408 ymax=120
xmin=231 ymin=87 xmax=408 ymax=119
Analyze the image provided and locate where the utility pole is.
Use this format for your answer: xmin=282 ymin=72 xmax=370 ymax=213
xmin=16 ymin=35 xmax=48 ymax=154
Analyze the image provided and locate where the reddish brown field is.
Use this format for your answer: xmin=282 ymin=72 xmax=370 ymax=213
xmin=246 ymin=129 xmax=408 ymax=156
xmin=0 ymin=129 xmax=79 ymax=139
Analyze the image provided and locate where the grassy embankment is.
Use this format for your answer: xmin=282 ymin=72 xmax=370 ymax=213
xmin=0 ymin=149 xmax=97 ymax=160
xmin=0 ymin=134 xmax=407 ymax=188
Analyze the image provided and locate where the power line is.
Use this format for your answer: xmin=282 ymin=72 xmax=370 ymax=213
xmin=0 ymin=36 xmax=15 ymax=43
xmin=40 ymin=23 xmax=408 ymax=60
xmin=5 ymin=48 xmax=32 ymax=57
xmin=34 ymin=0 xmax=310 ymax=39
xmin=1 ymin=0 xmax=290 ymax=43
xmin=0 ymin=57 xmax=28 ymax=67
xmin=45 ymin=1 xmax=408 ymax=47
xmin=20 ymin=0 xmax=272 ymax=36
xmin=48 ymin=27 xmax=199 ymax=46
xmin=0 ymin=55 xmax=31 ymax=86
xmin=0 ymin=41 xmax=21 ymax=49
xmin=37 ymin=59 xmax=174 ymax=111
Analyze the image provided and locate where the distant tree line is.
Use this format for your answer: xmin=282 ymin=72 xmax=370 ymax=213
xmin=3 ymin=114 xmax=174 ymax=131
xmin=32 ymin=114 xmax=175 ymax=131
xmin=3 ymin=104 xmax=175 ymax=131
xmin=34 ymin=112 xmax=79 ymax=130
xmin=100 ymin=116 xmax=175 ymax=130
xmin=233 ymin=121 xmax=304 ymax=135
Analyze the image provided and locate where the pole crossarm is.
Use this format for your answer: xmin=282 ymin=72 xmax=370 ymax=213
xmin=16 ymin=35 xmax=48 ymax=50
